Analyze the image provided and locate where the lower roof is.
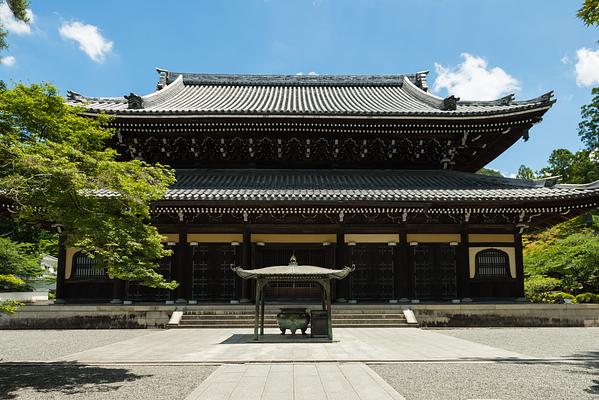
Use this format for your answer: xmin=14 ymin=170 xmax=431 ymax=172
xmin=156 ymin=169 xmax=599 ymax=204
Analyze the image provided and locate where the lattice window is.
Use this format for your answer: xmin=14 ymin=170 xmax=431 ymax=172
xmin=475 ymin=249 xmax=510 ymax=278
xmin=72 ymin=252 xmax=108 ymax=280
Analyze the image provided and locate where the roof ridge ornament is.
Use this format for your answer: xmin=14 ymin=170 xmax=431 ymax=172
xmin=66 ymin=90 xmax=85 ymax=103
xmin=533 ymin=176 xmax=560 ymax=187
xmin=415 ymin=70 xmax=430 ymax=92
xmin=497 ymin=94 xmax=515 ymax=105
xmin=156 ymin=67 xmax=169 ymax=90
xmin=442 ymin=95 xmax=460 ymax=111
xmin=125 ymin=93 xmax=144 ymax=110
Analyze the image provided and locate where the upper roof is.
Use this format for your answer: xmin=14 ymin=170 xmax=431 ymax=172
xmin=154 ymin=169 xmax=599 ymax=204
xmin=67 ymin=68 xmax=555 ymax=118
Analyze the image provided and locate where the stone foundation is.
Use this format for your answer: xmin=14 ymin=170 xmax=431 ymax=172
xmin=0 ymin=305 xmax=173 ymax=329
xmin=411 ymin=304 xmax=599 ymax=327
xmin=2 ymin=303 xmax=599 ymax=329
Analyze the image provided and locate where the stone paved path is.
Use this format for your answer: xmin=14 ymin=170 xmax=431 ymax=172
xmin=184 ymin=363 xmax=405 ymax=400
xmin=57 ymin=328 xmax=526 ymax=363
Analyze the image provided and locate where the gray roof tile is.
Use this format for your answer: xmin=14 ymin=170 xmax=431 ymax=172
xmin=159 ymin=169 xmax=599 ymax=203
xmin=68 ymin=70 xmax=554 ymax=118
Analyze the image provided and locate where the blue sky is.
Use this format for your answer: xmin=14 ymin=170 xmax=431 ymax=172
xmin=1 ymin=0 xmax=597 ymax=175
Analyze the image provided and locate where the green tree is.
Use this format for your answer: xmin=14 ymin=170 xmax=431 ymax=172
xmin=579 ymin=87 xmax=599 ymax=152
xmin=0 ymin=236 xmax=42 ymax=314
xmin=539 ymin=148 xmax=599 ymax=183
xmin=0 ymin=83 xmax=177 ymax=291
xmin=476 ymin=168 xmax=503 ymax=177
xmin=524 ymin=212 xmax=599 ymax=297
xmin=0 ymin=0 xmax=30 ymax=53
xmin=0 ymin=237 xmax=43 ymax=283
xmin=516 ymin=165 xmax=536 ymax=180
xmin=577 ymin=0 xmax=599 ymax=26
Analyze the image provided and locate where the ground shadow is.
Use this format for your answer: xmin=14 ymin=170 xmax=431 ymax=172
xmin=0 ymin=362 xmax=150 ymax=399
xmin=219 ymin=333 xmax=335 ymax=344
xmin=487 ymin=351 xmax=599 ymax=396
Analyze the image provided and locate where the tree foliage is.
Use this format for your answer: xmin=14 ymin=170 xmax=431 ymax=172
xmin=516 ymin=165 xmax=536 ymax=180
xmin=577 ymin=0 xmax=599 ymax=26
xmin=579 ymin=87 xmax=599 ymax=152
xmin=0 ymin=83 xmax=177 ymax=289
xmin=0 ymin=236 xmax=43 ymax=281
xmin=524 ymin=212 xmax=599 ymax=298
xmin=0 ymin=0 xmax=29 ymax=53
xmin=538 ymin=148 xmax=599 ymax=183
xmin=476 ymin=168 xmax=503 ymax=177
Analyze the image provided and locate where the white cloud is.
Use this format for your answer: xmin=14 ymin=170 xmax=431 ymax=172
xmin=433 ymin=53 xmax=520 ymax=101
xmin=296 ymin=71 xmax=318 ymax=76
xmin=560 ymin=54 xmax=570 ymax=65
xmin=574 ymin=48 xmax=599 ymax=87
xmin=59 ymin=21 xmax=113 ymax=63
xmin=0 ymin=2 xmax=34 ymax=35
xmin=0 ymin=55 xmax=15 ymax=66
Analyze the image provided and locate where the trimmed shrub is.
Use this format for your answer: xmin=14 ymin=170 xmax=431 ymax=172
xmin=524 ymin=276 xmax=562 ymax=303
xmin=545 ymin=292 xmax=577 ymax=304
xmin=0 ymin=274 xmax=30 ymax=291
xmin=575 ymin=292 xmax=599 ymax=303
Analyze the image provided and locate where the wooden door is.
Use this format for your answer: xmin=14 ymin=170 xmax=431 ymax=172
xmin=191 ymin=244 xmax=238 ymax=301
xmin=413 ymin=245 xmax=457 ymax=300
xmin=348 ymin=245 xmax=395 ymax=301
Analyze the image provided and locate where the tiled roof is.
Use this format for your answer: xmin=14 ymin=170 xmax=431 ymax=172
xmin=67 ymin=69 xmax=554 ymax=118
xmin=157 ymin=169 xmax=599 ymax=203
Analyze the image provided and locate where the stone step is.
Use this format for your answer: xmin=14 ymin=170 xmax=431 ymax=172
xmin=178 ymin=318 xmax=407 ymax=326
xmin=174 ymin=323 xmax=414 ymax=329
xmin=182 ymin=309 xmax=409 ymax=315
xmin=173 ymin=308 xmax=417 ymax=328
xmin=179 ymin=313 xmax=406 ymax=320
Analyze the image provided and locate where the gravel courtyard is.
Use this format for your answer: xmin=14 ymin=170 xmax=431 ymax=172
xmin=0 ymin=328 xmax=597 ymax=400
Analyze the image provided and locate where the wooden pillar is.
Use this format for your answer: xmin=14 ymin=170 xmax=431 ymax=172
xmin=175 ymin=228 xmax=188 ymax=303
xmin=326 ymin=280 xmax=333 ymax=340
xmin=240 ymin=229 xmax=251 ymax=302
xmin=398 ymin=229 xmax=410 ymax=300
xmin=458 ymin=227 xmax=471 ymax=300
xmin=55 ymin=234 xmax=67 ymax=303
xmin=260 ymin=281 xmax=266 ymax=335
xmin=335 ymin=227 xmax=348 ymax=302
xmin=515 ymin=233 xmax=525 ymax=298
xmin=110 ymin=279 xmax=125 ymax=304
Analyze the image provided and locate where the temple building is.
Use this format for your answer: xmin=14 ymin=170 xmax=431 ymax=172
xmin=57 ymin=69 xmax=599 ymax=304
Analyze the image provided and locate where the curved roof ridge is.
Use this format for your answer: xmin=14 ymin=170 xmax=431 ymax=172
xmin=401 ymin=76 xmax=444 ymax=109
xmin=512 ymin=91 xmax=556 ymax=106
xmin=458 ymin=91 xmax=556 ymax=107
xmin=555 ymin=179 xmax=599 ymax=190
xmin=159 ymin=68 xmax=422 ymax=88
xmin=142 ymin=74 xmax=185 ymax=109
xmin=66 ymin=91 xmax=126 ymax=104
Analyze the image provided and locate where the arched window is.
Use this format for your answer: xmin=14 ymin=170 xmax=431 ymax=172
xmin=72 ymin=252 xmax=108 ymax=280
xmin=475 ymin=249 xmax=510 ymax=278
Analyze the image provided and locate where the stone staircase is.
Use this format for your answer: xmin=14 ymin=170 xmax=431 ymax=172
xmin=169 ymin=305 xmax=418 ymax=328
